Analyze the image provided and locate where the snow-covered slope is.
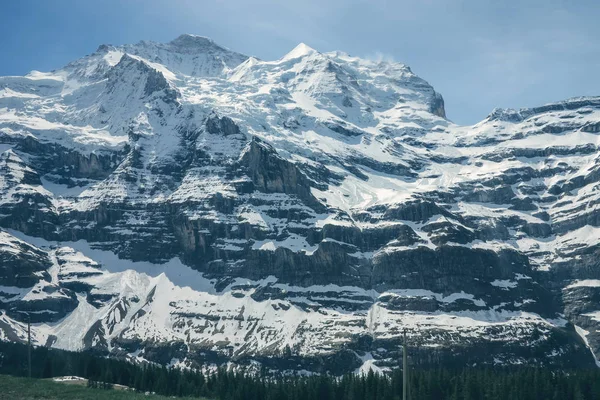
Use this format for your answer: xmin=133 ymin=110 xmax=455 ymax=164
xmin=1 ymin=34 xmax=599 ymax=372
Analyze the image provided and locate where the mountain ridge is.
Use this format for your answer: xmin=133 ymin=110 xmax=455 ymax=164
xmin=0 ymin=34 xmax=600 ymax=373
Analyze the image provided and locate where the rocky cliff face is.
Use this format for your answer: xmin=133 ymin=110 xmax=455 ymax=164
xmin=0 ymin=34 xmax=599 ymax=373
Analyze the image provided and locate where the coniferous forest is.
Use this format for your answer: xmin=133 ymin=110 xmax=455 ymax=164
xmin=1 ymin=341 xmax=599 ymax=400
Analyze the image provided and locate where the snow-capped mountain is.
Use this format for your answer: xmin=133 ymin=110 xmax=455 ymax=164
xmin=1 ymin=34 xmax=600 ymax=373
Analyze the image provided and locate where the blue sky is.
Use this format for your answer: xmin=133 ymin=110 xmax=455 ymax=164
xmin=2 ymin=0 xmax=598 ymax=124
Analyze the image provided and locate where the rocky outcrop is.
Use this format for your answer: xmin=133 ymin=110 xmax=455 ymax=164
xmin=240 ymin=138 xmax=326 ymax=212
xmin=0 ymin=233 xmax=51 ymax=288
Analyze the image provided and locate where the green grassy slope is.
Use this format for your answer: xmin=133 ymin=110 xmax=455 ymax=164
xmin=0 ymin=374 xmax=207 ymax=400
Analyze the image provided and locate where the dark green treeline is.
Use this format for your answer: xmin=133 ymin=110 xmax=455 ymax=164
xmin=1 ymin=341 xmax=599 ymax=400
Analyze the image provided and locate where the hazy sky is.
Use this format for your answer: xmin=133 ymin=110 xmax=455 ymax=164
xmin=2 ymin=0 xmax=599 ymax=124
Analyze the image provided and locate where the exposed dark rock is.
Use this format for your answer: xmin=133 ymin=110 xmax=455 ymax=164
xmin=0 ymin=240 xmax=51 ymax=288
xmin=7 ymin=288 xmax=78 ymax=323
xmin=381 ymin=200 xmax=454 ymax=222
xmin=205 ymin=113 xmax=242 ymax=136
xmin=239 ymin=138 xmax=326 ymax=212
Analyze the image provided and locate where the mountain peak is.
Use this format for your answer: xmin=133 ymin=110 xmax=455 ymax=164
xmin=170 ymin=34 xmax=215 ymax=45
xmin=113 ymin=34 xmax=248 ymax=77
xmin=95 ymin=44 xmax=116 ymax=53
xmin=282 ymin=42 xmax=317 ymax=61
xmin=167 ymin=34 xmax=225 ymax=52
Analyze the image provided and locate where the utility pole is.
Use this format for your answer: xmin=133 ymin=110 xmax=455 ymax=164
xmin=27 ymin=313 xmax=31 ymax=379
xmin=403 ymin=329 xmax=408 ymax=400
